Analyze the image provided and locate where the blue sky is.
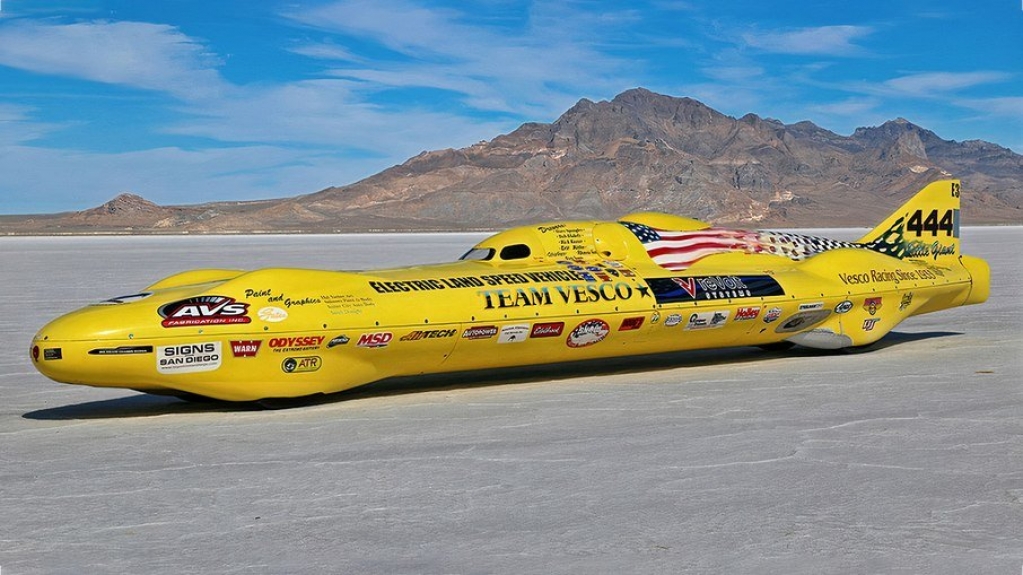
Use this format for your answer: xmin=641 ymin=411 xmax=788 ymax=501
xmin=0 ymin=0 xmax=1020 ymax=214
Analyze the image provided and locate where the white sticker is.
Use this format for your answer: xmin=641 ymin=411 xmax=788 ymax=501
xmin=498 ymin=324 xmax=529 ymax=343
xmin=157 ymin=341 xmax=222 ymax=374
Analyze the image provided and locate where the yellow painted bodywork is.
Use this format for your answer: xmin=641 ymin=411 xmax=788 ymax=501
xmin=31 ymin=180 xmax=989 ymax=401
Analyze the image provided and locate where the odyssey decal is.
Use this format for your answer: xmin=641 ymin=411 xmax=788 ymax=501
xmin=158 ymin=296 xmax=250 ymax=328
xmin=269 ymin=335 xmax=325 ymax=352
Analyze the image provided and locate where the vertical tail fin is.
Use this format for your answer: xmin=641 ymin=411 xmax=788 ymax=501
xmin=858 ymin=179 xmax=961 ymax=263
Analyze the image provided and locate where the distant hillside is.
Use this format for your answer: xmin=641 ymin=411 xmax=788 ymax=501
xmin=2 ymin=88 xmax=1020 ymax=235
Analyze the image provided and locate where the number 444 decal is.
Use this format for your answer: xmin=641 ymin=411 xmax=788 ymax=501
xmin=906 ymin=208 xmax=959 ymax=238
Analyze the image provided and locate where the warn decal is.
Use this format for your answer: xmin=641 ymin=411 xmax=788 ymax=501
xmin=159 ymin=296 xmax=251 ymax=328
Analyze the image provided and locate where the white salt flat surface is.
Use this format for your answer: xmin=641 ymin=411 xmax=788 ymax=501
xmin=1 ymin=228 xmax=1021 ymax=575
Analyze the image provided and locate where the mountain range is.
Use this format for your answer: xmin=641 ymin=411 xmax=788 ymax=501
xmin=2 ymin=88 xmax=1020 ymax=234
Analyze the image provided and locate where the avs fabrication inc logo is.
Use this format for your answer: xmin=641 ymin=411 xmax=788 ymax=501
xmin=158 ymin=296 xmax=251 ymax=328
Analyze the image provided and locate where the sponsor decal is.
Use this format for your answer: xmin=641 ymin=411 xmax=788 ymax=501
xmin=43 ymin=348 xmax=63 ymax=361
xmin=799 ymin=302 xmax=824 ymax=311
xmin=650 ymin=312 xmax=661 ymax=324
xmin=258 ymin=306 xmax=289 ymax=323
xmin=477 ymin=281 xmax=646 ymax=310
xmin=647 ymin=275 xmax=785 ymax=304
xmin=327 ymin=335 xmax=350 ymax=348
xmin=835 ymin=300 xmax=854 ymax=314
xmin=763 ymin=307 xmax=783 ymax=323
xmin=567 ymin=319 xmax=610 ymax=348
xmin=400 ymin=329 xmax=458 ymax=341
xmin=684 ymin=310 xmax=730 ymax=330
xmin=734 ymin=306 xmax=761 ymax=321
xmin=88 ymin=346 xmax=153 ymax=356
xmin=268 ymin=335 xmax=325 ymax=352
xmin=98 ymin=292 xmax=153 ymax=305
xmin=158 ymin=296 xmax=250 ymax=328
xmin=838 ymin=268 xmax=942 ymax=285
xmin=664 ymin=313 xmax=683 ymax=327
xmin=619 ymin=316 xmax=645 ymax=331
xmin=775 ymin=310 xmax=832 ymax=333
xmin=530 ymin=322 xmax=565 ymax=338
xmin=282 ymin=356 xmax=321 ymax=373
xmin=357 ymin=332 xmax=393 ymax=348
xmin=497 ymin=324 xmax=529 ymax=343
xmin=462 ymin=325 xmax=499 ymax=340
xmin=862 ymin=318 xmax=881 ymax=331
xmin=157 ymin=342 xmax=222 ymax=374
xmin=230 ymin=340 xmax=262 ymax=358
xmin=899 ymin=292 xmax=914 ymax=311
xmin=863 ymin=297 xmax=882 ymax=316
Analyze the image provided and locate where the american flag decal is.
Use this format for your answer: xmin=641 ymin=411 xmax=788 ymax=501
xmin=619 ymin=221 xmax=894 ymax=271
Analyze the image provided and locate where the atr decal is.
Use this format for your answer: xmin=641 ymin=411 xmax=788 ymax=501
xmin=864 ymin=297 xmax=882 ymax=315
xmin=230 ymin=340 xmax=262 ymax=358
xmin=685 ymin=311 xmax=729 ymax=330
xmin=357 ymin=332 xmax=393 ymax=348
xmin=462 ymin=326 xmax=499 ymax=340
xmin=567 ymin=319 xmax=610 ymax=348
xmin=282 ymin=356 xmax=321 ymax=373
xmin=401 ymin=329 xmax=457 ymax=341
xmin=646 ymin=275 xmax=784 ymax=304
xmin=88 ymin=346 xmax=154 ymax=356
xmin=159 ymin=296 xmax=250 ymax=328
xmin=157 ymin=342 xmax=222 ymax=374
xmin=619 ymin=317 xmax=645 ymax=331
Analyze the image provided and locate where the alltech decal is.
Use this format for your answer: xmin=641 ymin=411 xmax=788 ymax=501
xmin=158 ymin=296 xmax=250 ymax=328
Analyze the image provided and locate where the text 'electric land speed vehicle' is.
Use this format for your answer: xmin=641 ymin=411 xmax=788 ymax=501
xmin=32 ymin=180 xmax=989 ymax=402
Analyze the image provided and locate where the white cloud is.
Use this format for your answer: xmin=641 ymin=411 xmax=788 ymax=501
xmin=742 ymin=25 xmax=873 ymax=56
xmin=0 ymin=19 xmax=227 ymax=100
xmin=883 ymin=71 xmax=1011 ymax=96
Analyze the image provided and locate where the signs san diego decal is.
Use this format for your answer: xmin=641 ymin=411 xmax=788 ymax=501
xmin=158 ymin=296 xmax=250 ymax=328
xmin=157 ymin=342 xmax=222 ymax=374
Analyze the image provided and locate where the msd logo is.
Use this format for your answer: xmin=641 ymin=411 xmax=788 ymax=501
xmin=357 ymin=332 xmax=393 ymax=348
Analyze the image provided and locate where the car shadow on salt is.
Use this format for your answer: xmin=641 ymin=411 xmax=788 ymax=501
xmin=23 ymin=329 xmax=960 ymax=419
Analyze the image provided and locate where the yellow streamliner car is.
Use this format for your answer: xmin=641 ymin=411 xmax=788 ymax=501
xmin=31 ymin=180 xmax=988 ymax=402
